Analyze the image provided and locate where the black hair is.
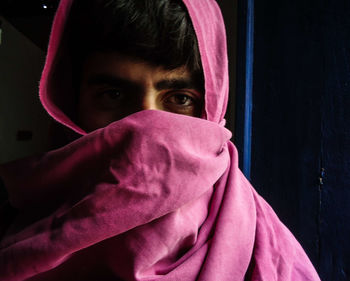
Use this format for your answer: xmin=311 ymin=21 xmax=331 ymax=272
xmin=68 ymin=0 xmax=202 ymax=74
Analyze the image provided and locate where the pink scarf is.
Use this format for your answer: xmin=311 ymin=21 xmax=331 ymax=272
xmin=0 ymin=0 xmax=320 ymax=280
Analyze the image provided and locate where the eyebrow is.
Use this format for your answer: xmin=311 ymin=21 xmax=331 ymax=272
xmin=155 ymin=78 xmax=198 ymax=91
xmin=86 ymin=74 xmax=199 ymax=91
xmin=87 ymin=74 xmax=138 ymax=89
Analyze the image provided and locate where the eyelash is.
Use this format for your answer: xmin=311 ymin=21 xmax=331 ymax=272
xmin=99 ymin=89 xmax=123 ymax=99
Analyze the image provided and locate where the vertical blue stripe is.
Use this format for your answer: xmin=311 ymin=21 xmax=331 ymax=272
xmin=243 ymin=0 xmax=254 ymax=179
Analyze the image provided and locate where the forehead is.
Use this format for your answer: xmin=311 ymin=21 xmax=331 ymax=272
xmin=81 ymin=51 xmax=193 ymax=84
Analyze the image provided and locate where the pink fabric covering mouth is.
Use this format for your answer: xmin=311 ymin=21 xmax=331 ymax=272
xmin=0 ymin=111 xmax=320 ymax=280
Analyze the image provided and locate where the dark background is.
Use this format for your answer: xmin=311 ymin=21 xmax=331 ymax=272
xmin=235 ymin=0 xmax=350 ymax=280
xmin=0 ymin=0 xmax=58 ymax=51
xmin=1 ymin=0 xmax=350 ymax=280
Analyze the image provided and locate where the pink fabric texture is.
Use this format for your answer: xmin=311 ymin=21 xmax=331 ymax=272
xmin=0 ymin=0 xmax=320 ymax=280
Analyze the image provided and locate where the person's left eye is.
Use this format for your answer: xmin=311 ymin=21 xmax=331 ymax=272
xmin=165 ymin=93 xmax=196 ymax=107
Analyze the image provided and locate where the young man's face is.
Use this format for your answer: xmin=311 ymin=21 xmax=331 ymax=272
xmin=77 ymin=52 xmax=204 ymax=132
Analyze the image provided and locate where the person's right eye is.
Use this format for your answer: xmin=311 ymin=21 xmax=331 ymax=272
xmin=95 ymin=89 xmax=124 ymax=109
xmin=100 ymin=89 xmax=123 ymax=100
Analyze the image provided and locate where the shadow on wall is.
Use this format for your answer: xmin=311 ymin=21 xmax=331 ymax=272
xmin=0 ymin=17 xmax=50 ymax=164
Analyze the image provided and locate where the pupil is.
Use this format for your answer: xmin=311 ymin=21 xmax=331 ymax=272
xmin=108 ymin=91 xmax=121 ymax=99
xmin=177 ymin=95 xmax=188 ymax=104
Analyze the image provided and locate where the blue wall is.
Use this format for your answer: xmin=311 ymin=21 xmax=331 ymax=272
xmin=235 ymin=0 xmax=350 ymax=280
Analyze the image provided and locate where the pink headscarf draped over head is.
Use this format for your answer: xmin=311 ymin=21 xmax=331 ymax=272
xmin=0 ymin=0 xmax=320 ymax=280
xmin=39 ymin=0 xmax=229 ymax=135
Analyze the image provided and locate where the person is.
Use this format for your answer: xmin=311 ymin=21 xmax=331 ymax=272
xmin=0 ymin=0 xmax=320 ymax=280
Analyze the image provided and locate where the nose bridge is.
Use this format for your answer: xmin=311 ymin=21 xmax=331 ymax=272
xmin=140 ymin=87 xmax=158 ymax=110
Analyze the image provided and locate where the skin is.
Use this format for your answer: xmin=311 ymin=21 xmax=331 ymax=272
xmin=77 ymin=52 xmax=204 ymax=132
